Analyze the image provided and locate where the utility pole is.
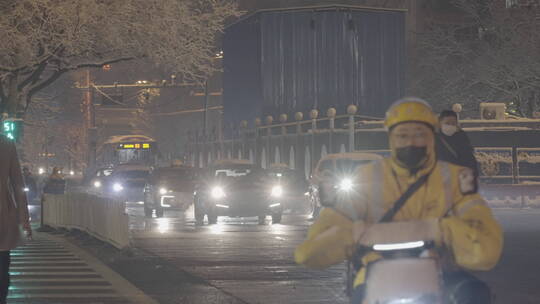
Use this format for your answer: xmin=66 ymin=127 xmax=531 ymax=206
xmin=203 ymin=80 xmax=209 ymax=137
xmin=84 ymin=69 xmax=97 ymax=174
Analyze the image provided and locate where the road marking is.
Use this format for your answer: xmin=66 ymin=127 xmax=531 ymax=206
xmin=8 ymin=234 xmax=157 ymax=304
xmin=46 ymin=233 xmax=159 ymax=304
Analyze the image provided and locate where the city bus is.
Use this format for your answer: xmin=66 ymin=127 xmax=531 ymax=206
xmin=99 ymin=135 xmax=158 ymax=167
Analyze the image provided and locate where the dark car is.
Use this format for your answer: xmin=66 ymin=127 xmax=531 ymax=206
xmin=194 ymin=160 xmax=284 ymax=225
xmin=267 ymin=164 xmax=310 ymax=214
xmin=143 ymin=166 xmax=198 ymax=217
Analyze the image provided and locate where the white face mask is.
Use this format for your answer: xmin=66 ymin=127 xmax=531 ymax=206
xmin=441 ymin=124 xmax=458 ymax=136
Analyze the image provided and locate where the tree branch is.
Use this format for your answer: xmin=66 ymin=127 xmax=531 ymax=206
xmin=26 ymin=69 xmax=67 ymax=110
xmin=71 ymin=56 xmax=136 ymax=69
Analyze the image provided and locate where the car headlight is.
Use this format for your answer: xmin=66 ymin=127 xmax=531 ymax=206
xmin=159 ymin=187 xmax=168 ymax=195
xmin=94 ymin=180 xmax=102 ymax=188
xmin=113 ymin=183 xmax=124 ymax=192
xmin=338 ymin=178 xmax=353 ymax=192
xmin=271 ymin=185 xmax=283 ymax=197
xmin=211 ymin=186 xmax=225 ymax=199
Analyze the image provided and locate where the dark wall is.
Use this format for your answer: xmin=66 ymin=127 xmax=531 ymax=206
xmin=223 ymin=8 xmax=406 ymax=128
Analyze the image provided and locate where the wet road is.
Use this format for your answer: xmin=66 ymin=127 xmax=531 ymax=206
xmin=124 ymin=203 xmax=540 ymax=304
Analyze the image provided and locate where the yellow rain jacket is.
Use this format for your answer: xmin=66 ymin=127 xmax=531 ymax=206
xmin=295 ymin=151 xmax=503 ymax=288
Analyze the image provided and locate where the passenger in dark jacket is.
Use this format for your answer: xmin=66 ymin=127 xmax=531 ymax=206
xmin=436 ymin=110 xmax=479 ymax=176
xmin=43 ymin=167 xmax=66 ymax=195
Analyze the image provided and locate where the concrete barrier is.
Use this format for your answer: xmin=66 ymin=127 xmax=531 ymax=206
xmin=42 ymin=193 xmax=129 ymax=249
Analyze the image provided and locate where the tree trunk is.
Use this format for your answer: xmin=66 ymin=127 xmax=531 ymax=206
xmin=4 ymin=75 xmax=23 ymax=117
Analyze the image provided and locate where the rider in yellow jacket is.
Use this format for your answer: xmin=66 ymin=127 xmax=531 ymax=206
xmin=295 ymin=98 xmax=503 ymax=303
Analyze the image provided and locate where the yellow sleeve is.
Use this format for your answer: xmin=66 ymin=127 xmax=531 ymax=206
xmin=440 ymin=192 xmax=503 ymax=271
xmin=294 ymin=208 xmax=354 ymax=269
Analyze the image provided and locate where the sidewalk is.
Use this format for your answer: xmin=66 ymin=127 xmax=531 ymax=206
xmin=7 ymin=232 xmax=157 ymax=304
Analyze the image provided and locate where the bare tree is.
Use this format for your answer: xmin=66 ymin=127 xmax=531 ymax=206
xmin=0 ymin=0 xmax=238 ymax=116
xmin=64 ymin=126 xmax=87 ymax=171
xmin=21 ymin=91 xmax=61 ymax=166
xmin=411 ymin=0 xmax=540 ymax=117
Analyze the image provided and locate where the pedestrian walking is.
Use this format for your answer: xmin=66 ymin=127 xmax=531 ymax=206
xmin=0 ymin=137 xmax=32 ymax=304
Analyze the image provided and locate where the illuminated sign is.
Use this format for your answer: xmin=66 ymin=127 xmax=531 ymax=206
xmin=2 ymin=119 xmax=22 ymax=142
xmin=118 ymin=143 xmax=152 ymax=150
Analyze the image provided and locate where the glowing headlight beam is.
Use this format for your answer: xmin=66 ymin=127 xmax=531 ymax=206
xmin=269 ymin=203 xmax=281 ymax=208
xmin=271 ymin=185 xmax=283 ymax=197
xmin=211 ymin=187 xmax=225 ymax=199
xmin=23 ymin=187 xmax=29 ymax=192
xmin=215 ymin=204 xmax=229 ymax=209
xmin=159 ymin=188 xmax=168 ymax=195
xmin=94 ymin=181 xmax=102 ymax=188
xmin=113 ymin=183 xmax=124 ymax=192
xmin=338 ymin=178 xmax=353 ymax=192
xmin=373 ymin=241 xmax=425 ymax=251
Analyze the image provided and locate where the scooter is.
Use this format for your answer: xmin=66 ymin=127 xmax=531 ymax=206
xmin=351 ymin=221 xmax=443 ymax=304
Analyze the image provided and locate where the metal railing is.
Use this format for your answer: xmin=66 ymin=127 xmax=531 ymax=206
xmin=42 ymin=193 xmax=130 ymax=249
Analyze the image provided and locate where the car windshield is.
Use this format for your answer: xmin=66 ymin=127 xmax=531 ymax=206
xmin=318 ymin=160 xmax=333 ymax=172
xmin=336 ymin=159 xmax=371 ymax=173
xmin=97 ymin=169 xmax=113 ymax=177
xmin=154 ymin=168 xmax=196 ymax=181
xmin=114 ymin=170 xmax=149 ymax=179
xmin=213 ymin=164 xmax=256 ymax=178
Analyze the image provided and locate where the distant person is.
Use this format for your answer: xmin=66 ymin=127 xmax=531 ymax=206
xmin=436 ymin=110 xmax=478 ymax=176
xmin=43 ymin=167 xmax=66 ymax=195
xmin=0 ymin=137 xmax=32 ymax=304
xmin=22 ymin=167 xmax=38 ymax=203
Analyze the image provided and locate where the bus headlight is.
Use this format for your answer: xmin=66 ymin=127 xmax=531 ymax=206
xmin=159 ymin=188 xmax=168 ymax=195
xmin=94 ymin=181 xmax=102 ymax=188
xmin=271 ymin=185 xmax=283 ymax=197
xmin=113 ymin=183 xmax=124 ymax=192
xmin=211 ymin=187 xmax=225 ymax=199
xmin=338 ymin=178 xmax=353 ymax=192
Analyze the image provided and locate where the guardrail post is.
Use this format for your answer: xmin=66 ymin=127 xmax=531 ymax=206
xmin=240 ymin=120 xmax=248 ymax=159
xmin=295 ymin=112 xmax=303 ymax=172
xmin=279 ymin=114 xmax=288 ymax=165
xmin=347 ymin=105 xmax=358 ymax=152
xmin=265 ymin=115 xmax=273 ymax=168
xmin=327 ymin=108 xmax=336 ymax=154
xmin=255 ymin=118 xmax=261 ymax=166
xmin=310 ymin=109 xmax=319 ymax=172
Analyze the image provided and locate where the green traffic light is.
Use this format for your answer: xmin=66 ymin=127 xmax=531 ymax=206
xmin=3 ymin=120 xmax=19 ymax=141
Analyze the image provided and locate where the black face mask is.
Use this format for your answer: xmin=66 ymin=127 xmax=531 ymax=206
xmin=395 ymin=146 xmax=427 ymax=169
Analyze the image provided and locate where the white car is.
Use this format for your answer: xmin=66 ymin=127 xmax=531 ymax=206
xmin=309 ymin=152 xmax=383 ymax=218
xmin=107 ymin=164 xmax=151 ymax=202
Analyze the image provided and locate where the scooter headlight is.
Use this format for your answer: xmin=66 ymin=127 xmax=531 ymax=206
xmin=271 ymin=185 xmax=283 ymax=197
xmin=338 ymin=178 xmax=353 ymax=192
xmin=113 ymin=183 xmax=124 ymax=192
xmin=211 ymin=186 xmax=225 ymax=199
